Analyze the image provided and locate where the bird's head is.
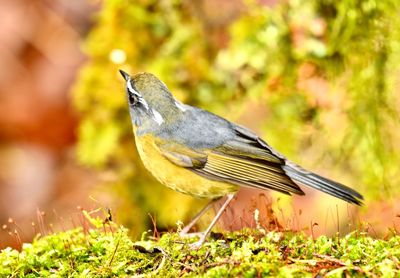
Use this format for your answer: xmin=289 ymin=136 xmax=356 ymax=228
xmin=120 ymin=70 xmax=186 ymax=129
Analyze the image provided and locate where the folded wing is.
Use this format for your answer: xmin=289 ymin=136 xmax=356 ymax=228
xmin=157 ymin=124 xmax=305 ymax=196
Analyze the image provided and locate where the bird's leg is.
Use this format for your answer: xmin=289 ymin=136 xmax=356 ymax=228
xmin=189 ymin=193 xmax=236 ymax=249
xmin=179 ymin=198 xmax=219 ymax=236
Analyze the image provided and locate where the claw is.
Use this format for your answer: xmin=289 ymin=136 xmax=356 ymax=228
xmin=188 ymin=236 xmax=206 ymax=249
xmin=178 ymin=231 xmax=206 ymax=249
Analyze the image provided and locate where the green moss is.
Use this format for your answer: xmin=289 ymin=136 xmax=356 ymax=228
xmin=1 ymin=227 xmax=399 ymax=277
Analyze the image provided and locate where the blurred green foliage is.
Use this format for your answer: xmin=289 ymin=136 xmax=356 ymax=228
xmin=72 ymin=0 xmax=400 ymax=235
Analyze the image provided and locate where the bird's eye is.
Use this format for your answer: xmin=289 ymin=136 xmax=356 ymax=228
xmin=126 ymin=81 xmax=142 ymax=107
xmin=127 ymin=90 xmax=138 ymax=106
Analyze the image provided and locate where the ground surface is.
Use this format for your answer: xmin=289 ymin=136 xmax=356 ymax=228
xmin=1 ymin=219 xmax=399 ymax=277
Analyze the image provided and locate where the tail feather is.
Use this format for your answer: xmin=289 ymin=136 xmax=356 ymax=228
xmin=283 ymin=164 xmax=363 ymax=205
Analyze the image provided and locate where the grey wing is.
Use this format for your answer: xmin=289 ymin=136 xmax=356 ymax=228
xmin=192 ymin=124 xmax=305 ymax=195
xmin=158 ymin=108 xmax=305 ymax=195
xmin=233 ymin=124 xmax=363 ymax=205
xmin=159 ymin=107 xmax=363 ymax=204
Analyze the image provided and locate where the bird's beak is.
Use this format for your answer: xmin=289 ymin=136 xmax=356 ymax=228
xmin=119 ymin=69 xmax=130 ymax=81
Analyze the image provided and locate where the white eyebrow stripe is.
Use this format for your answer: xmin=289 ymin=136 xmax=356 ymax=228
xmin=151 ymin=108 xmax=164 ymax=125
xmin=126 ymin=78 xmax=140 ymax=96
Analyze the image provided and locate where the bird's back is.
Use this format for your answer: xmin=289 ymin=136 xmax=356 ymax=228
xmin=154 ymin=106 xmax=237 ymax=150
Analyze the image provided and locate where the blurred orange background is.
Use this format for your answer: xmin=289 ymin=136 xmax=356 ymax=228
xmin=0 ymin=0 xmax=100 ymax=249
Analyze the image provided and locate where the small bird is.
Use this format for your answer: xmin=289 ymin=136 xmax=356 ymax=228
xmin=119 ymin=70 xmax=363 ymax=248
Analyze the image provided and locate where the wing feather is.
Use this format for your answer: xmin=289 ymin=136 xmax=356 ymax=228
xmin=154 ymin=119 xmax=362 ymax=204
xmin=193 ymin=168 xmax=292 ymax=195
xmin=156 ymin=134 xmax=305 ymax=196
xmin=202 ymin=151 xmax=304 ymax=195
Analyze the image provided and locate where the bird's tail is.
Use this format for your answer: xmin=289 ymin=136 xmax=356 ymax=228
xmin=282 ymin=163 xmax=363 ymax=205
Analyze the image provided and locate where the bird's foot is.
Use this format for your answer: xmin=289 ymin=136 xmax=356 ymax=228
xmin=187 ymin=235 xmax=206 ymax=250
xmin=178 ymin=231 xmax=206 ymax=249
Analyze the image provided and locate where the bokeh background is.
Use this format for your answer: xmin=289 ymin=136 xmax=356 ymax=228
xmin=1 ymin=0 xmax=400 ymax=249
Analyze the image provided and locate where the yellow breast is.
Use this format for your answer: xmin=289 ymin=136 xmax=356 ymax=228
xmin=134 ymin=133 xmax=238 ymax=199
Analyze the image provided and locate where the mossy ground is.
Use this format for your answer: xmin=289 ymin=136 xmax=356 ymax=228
xmin=1 ymin=221 xmax=399 ymax=277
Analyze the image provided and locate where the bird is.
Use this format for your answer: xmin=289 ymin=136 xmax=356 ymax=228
xmin=119 ymin=70 xmax=363 ymax=248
